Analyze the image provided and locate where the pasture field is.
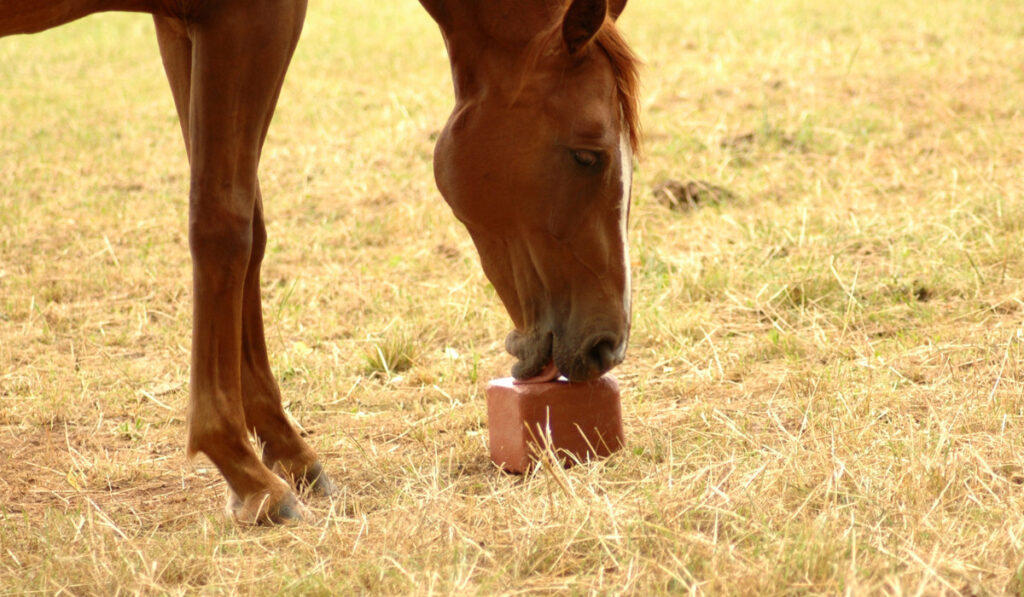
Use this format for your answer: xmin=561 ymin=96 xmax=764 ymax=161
xmin=2 ymin=0 xmax=1024 ymax=593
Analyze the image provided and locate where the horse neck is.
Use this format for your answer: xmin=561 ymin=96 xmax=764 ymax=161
xmin=445 ymin=47 xmax=525 ymax=104
xmin=469 ymin=0 xmax=563 ymax=45
xmin=442 ymin=3 xmax=566 ymax=104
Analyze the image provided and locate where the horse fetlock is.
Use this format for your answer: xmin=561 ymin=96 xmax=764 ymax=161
xmin=186 ymin=409 xmax=244 ymax=461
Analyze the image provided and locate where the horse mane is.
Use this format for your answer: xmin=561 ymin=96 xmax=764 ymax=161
xmin=594 ymin=20 xmax=642 ymax=155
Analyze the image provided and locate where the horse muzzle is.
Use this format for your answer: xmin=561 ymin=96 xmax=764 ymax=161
xmin=506 ymin=323 xmax=628 ymax=383
xmin=553 ymin=329 xmax=628 ymax=382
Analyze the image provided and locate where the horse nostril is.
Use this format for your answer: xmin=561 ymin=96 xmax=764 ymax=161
xmin=586 ymin=336 xmax=621 ymax=375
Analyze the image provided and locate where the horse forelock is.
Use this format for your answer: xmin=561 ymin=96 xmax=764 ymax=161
xmin=595 ymin=21 xmax=642 ymax=156
xmin=516 ymin=15 xmax=642 ymax=155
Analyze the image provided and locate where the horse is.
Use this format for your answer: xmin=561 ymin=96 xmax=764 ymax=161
xmin=0 ymin=0 xmax=640 ymax=524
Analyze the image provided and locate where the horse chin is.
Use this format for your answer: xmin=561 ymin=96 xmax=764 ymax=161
xmin=505 ymin=330 xmax=554 ymax=381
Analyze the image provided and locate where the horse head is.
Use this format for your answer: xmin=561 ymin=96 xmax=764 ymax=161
xmin=422 ymin=0 xmax=639 ymax=382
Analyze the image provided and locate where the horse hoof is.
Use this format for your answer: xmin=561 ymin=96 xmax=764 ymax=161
xmin=226 ymin=487 xmax=307 ymax=525
xmin=301 ymin=462 xmax=337 ymax=498
xmin=271 ymin=460 xmax=337 ymax=497
xmin=271 ymin=496 xmax=306 ymax=523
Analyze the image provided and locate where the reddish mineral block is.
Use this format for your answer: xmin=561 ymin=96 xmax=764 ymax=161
xmin=486 ymin=375 xmax=624 ymax=473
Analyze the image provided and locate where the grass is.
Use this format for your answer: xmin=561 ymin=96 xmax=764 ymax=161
xmin=2 ymin=0 xmax=1024 ymax=593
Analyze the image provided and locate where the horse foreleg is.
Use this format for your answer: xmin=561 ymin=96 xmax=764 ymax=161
xmin=155 ymin=2 xmax=310 ymax=524
xmin=240 ymin=189 xmax=335 ymax=496
xmin=154 ymin=17 xmax=191 ymax=158
xmin=157 ymin=13 xmax=332 ymax=504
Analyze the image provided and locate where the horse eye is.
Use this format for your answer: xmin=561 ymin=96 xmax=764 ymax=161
xmin=571 ymin=149 xmax=600 ymax=168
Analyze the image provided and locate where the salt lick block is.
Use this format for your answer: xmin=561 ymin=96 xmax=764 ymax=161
xmin=486 ymin=376 xmax=624 ymax=473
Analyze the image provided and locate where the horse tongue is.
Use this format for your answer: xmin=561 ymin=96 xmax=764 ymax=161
xmin=513 ymin=360 xmax=559 ymax=384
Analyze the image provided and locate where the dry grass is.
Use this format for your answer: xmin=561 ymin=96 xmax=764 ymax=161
xmin=2 ymin=0 xmax=1024 ymax=594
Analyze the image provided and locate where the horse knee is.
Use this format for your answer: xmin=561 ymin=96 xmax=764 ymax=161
xmin=188 ymin=187 xmax=257 ymax=278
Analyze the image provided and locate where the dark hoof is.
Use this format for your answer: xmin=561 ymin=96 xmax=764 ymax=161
xmin=227 ymin=486 xmax=307 ymax=525
xmin=269 ymin=494 xmax=305 ymax=524
xmin=300 ymin=462 xmax=337 ymax=498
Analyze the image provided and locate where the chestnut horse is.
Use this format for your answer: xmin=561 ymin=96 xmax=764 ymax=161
xmin=1 ymin=0 xmax=639 ymax=523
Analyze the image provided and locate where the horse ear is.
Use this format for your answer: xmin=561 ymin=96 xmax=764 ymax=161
xmin=609 ymin=0 xmax=627 ymax=20
xmin=562 ymin=0 xmax=607 ymax=55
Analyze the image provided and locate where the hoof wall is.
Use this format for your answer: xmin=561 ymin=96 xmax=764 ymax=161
xmin=272 ymin=497 xmax=305 ymax=523
xmin=227 ymin=487 xmax=307 ymax=525
xmin=301 ymin=462 xmax=337 ymax=498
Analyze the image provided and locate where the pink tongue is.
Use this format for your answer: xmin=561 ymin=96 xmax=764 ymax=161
xmin=513 ymin=360 xmax=560 ymax=384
